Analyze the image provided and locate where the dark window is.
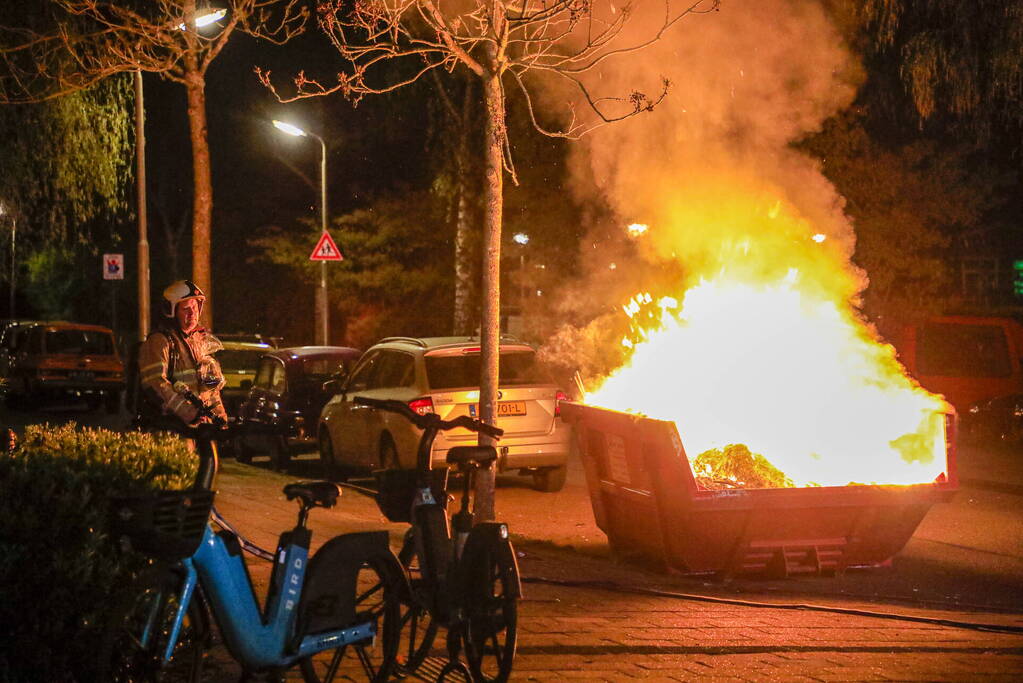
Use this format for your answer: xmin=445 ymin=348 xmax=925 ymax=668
xmin=270 ymin=360 xmax=287 ymax=393
xmin=44 ymin=329 xmax=114 ymax=355
xmin=302 ymin=356 xmax=352 ymax=379
xmin=254 ymin=358 xmax=277 ymax=389
xmin=425 ymin=350 xmax=550 ymax=390
xmin=24 ymin=327 xmax=43 ymax=354
xmin=375 ymin=352 xmax=415 ymax=388
xmin=347 ymin=351 xmax=382 ymax=391
xmin=218 ymin=349 xmax=266 ymax=373
xmin=917 ymin=323 xmax=1012 ymax=378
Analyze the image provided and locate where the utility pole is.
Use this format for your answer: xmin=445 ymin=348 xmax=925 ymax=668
xmin=135 ymin=70 xmax=150 ymax=340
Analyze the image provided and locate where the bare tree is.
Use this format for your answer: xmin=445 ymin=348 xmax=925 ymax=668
xmin=1 ymin=0 xmax=306 ymax=326
xmin=260 ymin=0 xmax=719 ymax=517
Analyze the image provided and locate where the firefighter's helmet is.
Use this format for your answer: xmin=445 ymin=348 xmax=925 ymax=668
xmin=162 ymin=280 xmax=206 ymax=318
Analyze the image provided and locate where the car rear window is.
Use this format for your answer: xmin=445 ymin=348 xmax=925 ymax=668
xmin=303 ymin=357 xmax=352 ymax=379
xmin=219 ymin=349 xmax=266 ymax=372
xmin=917 ymin=323 xmax=1012 ymax=378
xmin=44 ymin=329 xmax=114 ymax=355
xmin=425 ymin=350 xmax=551 ymax=390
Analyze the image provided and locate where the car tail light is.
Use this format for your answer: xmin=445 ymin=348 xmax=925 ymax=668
xmin=408 ymin=397 xmax=435 ymax=416
xmin=555 ymin=390 xmax=569 ymax=417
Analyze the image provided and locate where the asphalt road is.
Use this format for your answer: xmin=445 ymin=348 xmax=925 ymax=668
xmin=4 ymin=397 xmax=1022 ymax=615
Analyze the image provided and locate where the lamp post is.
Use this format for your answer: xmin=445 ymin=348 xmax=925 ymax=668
xmin=273 ymin=120 xmax=330 ymax=345
xmin=513 ymin=232 xmax=529 ymax=316
xmin=135 ymin=70 xmax=150 ymax=340
xmin=0 ymin=202 xmax=13 ymax=318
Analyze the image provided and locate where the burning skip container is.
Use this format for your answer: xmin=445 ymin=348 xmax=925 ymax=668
xmin=560 ymin=402 xmax=958 ymax=578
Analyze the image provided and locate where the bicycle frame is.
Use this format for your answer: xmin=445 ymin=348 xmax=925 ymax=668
xmin=143 ymin=524 xmax=379 ymax=670
xmin=131 ymin=426 xmax=384 ymax=672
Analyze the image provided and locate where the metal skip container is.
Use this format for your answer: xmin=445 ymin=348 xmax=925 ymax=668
xmin=560 ymin=402 xmax=958 ymax=578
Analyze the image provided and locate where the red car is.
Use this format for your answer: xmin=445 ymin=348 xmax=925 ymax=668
xmin=5 ymin=321 xmax=124 ymax=412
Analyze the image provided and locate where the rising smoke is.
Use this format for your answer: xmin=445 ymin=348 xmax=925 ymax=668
xmin=539 ymin=0 xmax=867 ymax=385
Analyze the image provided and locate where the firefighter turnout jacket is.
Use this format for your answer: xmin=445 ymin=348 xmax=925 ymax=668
xmin=138 ymin=326 xmax=227 ymax=424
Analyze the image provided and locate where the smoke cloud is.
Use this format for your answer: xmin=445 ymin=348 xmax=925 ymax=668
xmin=540 ymin=0 xmax=866 ymax=382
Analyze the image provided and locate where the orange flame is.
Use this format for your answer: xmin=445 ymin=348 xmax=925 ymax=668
xmin=584 ymin=225 xmax=949 ymax=488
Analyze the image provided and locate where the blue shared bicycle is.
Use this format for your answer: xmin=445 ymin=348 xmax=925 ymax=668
xmin=100 ymin=406 xmax=406 ymax=682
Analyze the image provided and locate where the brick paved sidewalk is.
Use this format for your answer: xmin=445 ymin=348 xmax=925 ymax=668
xmin=202 ymin=462 xmax=1023 ymax=682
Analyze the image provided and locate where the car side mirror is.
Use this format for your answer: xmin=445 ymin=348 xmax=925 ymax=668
xmin=240 ymin=379 xmax=252 ymax=392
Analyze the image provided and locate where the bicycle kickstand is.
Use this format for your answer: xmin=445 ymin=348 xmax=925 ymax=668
xmin=436 ymin=659 xmax=474 ymax=683
xmin=437 ymin=623 xmax=477 ymax=682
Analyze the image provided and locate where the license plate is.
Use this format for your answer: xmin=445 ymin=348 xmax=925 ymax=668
xmin=468 ymin=401 xmax=526 ymax=417
xmin=70 ymin=371 xmax=95 ymax=381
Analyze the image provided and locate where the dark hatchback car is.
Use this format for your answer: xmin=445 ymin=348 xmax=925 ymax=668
xmin=235 ymin=345 xmax=361 ymax=469
xmin=961 ymin=393 xmax=1023 ymax=446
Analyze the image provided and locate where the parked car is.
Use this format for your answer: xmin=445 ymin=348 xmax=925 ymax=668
xmin=236 ymin=345 xmax=361 ymax=469
xmin=0 ymin=319 xmax=42 ymax=377
xmin=218 ymin=332 xmax=283 ymax=348
xmin=317 ymin=336 xmax=572 ymax=492
xmin=217 ymin=340 xmax=273 ymax=416
xmin=5 ymin=321 xmax=124 ymax=411
xmin=891 ymin=315 xmax=1023 ymax=412
xmin=961 ymin=392 xmax=1023 ymax=446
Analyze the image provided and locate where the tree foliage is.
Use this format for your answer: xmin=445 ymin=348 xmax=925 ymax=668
xmin=801 ymin=110 xmax=1013 ymax=326
xmin=859 ymin=0 xmax=1023 ymax=141
xmin=249 ymin=189 xmax=453 ymax=347
xmin=0 ymin=75 xmax=132 ymax=246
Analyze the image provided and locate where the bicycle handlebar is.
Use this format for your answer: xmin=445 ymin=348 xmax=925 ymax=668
xmin=354 ymin=397 xmax=504 ymax=439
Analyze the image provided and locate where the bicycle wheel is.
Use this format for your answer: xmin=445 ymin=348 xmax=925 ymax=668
xmin=98 ymin=565 xmax=208 ymax=683
xmin=299 ymin=552 xmax=402 ymax=683
xmin=395 ymin=533 xmax=440 ymax=676
xmin=463 ymin=537 xmax=519 ymax=683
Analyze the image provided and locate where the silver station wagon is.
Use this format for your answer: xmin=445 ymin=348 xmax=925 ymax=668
xmin=318 ymin=336 xmax=572 ymax=491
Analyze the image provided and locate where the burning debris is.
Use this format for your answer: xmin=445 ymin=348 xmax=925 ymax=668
xmin=694 ymin=444 xmax=794 ymax=490
xmin=538 ymin=2 xmax=950 ymax=489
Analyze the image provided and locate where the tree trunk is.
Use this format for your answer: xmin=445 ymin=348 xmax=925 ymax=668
xmin=184 ymin=60 xmax=213 ymax=328
xmin=474 ymin=70 xmax=505 ymax=522
xmin=451 ymin=89 xmax=474 ymax=335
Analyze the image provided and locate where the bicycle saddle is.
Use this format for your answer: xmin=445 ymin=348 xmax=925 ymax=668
xmin=446 ymin=445 xmax=498 ymax=467
xmin=283 ymin=481 xmax=341 ymax=509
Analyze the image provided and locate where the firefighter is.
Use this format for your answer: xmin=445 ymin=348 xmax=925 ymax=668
xmin=137 ymin=280 xmax=227 ymax=426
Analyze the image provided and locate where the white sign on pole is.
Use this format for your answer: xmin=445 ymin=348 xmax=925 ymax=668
xmin=103 ymin=253 xmax=125 ymax=280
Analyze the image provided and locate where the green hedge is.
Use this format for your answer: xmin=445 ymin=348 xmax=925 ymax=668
xmin=0 ymin=424 xmax=196 ymax=682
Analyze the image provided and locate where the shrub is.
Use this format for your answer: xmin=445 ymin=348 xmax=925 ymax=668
xmin=0 ymin=424 xmax=195 ymax=682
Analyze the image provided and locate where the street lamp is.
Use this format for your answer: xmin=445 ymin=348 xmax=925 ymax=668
xmin=177 ymin=6 xmax=227 ymax=31
xmin=273 ymin=119 xmax=330 ymax=345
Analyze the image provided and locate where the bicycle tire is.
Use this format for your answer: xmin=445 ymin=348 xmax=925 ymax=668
xmin=97 ymin=564 xmax=209 ymax=683
xmin=395 ymin=532 xmax=440 ymax=676
xmin=463 ymin=534 xmax=519 ymax=683
xmin=298 ymin=550 xmax=403 ymax=683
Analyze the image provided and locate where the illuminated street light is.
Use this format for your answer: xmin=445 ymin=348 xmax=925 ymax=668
xmin=194 ymin=8 xmax=227 ymax=26
xmin=177 ymin=6 xmax=227 ymax=31
xmin=272 ymin=119 xmax=331 ymax=345
xmin=513 ymin=232 xmax=529 ymax=245
xmin=272 ymin=120 xmax=307 ymax=138
xmin=627 ymin=223 xmax=649 ymax=237
xmin=812 ymin=233 xmax=827 ymax=243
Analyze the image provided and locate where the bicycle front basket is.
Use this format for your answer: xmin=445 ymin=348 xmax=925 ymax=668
xmin=373 ymin=469 xmax=447 ymax=523
xmin=110 ymin=490 xmax=215 ymax=561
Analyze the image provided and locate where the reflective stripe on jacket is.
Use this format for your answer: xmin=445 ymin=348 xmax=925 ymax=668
xmin=138 ymin=327 xmax=227 ymax=423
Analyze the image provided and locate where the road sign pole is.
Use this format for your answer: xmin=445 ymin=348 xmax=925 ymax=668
xmin=309 ymin=230 xmax=343 ymax=346
xmin=318 ymin=137 xmax=329 ymax=345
